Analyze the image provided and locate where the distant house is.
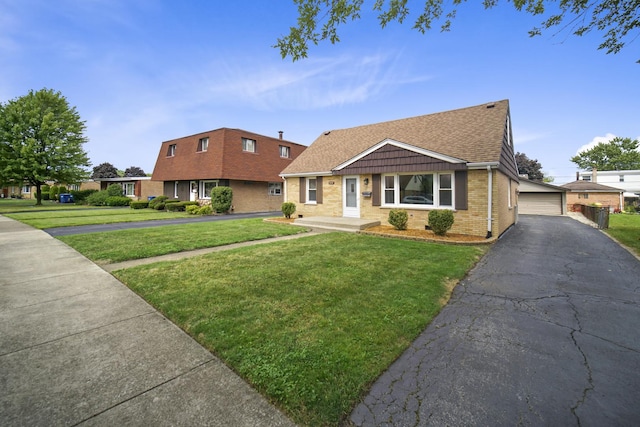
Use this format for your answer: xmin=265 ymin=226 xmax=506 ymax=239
xmin=577 ymin=169 xmax=640 ymax=201
xmin=280 ymin=100 xmax=519 ymax=238
xmin=561 ymin=180 xmax=624 ymax=212
xmin=2 ymin=180 xmax=100 ymax=200
xmin=92 ymin=177 xmax=163 ymax=201
xmin=151 ymin=128 xmax=306 ymax=213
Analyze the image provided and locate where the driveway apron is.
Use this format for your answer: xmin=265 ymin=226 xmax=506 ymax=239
xmin=0 ymin=216 xmax=295 ymax=427
xmin=351 ymin=215 xmax=640 ymax=426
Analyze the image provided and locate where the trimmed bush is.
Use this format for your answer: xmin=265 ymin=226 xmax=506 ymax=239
xmin=106 ymin=196 xmax=131 ymax=206
xmin=130 ymin=201 xmax=149 ymax=209
xmin=166 ymin=202 xmax=186 ymax=212
xmin=106 ymin=183 xmax=124 ymax=197
xmin=49 ymin=185 xmax=60 ymax=201
xmin=211 ymin=186 xmax=233 ymax=213
xmin=282 ymin=202 xmax=296 ymax=219
xmin=186 ymin=205 xmax=200 ymax=214
xmin=149 ymin=195 xmax=169 ymax=210
xmin=86 ymin=190 xmax=110 ymax=206
xmin=198 ymin=205 xmax=213 ymax=215
xmin=388 ymin=209 xmax=408 ymax=230
xmin=70 ymin=189 xmax=97 ymax=203
xmin=428 ymin=210 xmax=455 ymax=236
xmin=41 ymin=185 xmax=51 ymax=200
xmin=58 ymin=185 xmax=68 ymax=194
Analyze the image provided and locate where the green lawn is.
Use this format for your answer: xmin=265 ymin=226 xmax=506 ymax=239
xmin=607 ymin=213 xmax=640 ymax=255
xmin=114 ymin=233 xmax=486 ymax=426
xmin=5 ymin=207 xmax=192 ymax=228
xmin=0 ymin=198 xmax=97 ymax=214
xmin=59 ymin=218 xmax=307 ymax=263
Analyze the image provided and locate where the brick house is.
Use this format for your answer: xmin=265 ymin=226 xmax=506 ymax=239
xmin=280 ymin=100 xmax=519 ymax=238
xmin=561 ymin=180 xmax=624 ymax=212
xmin=151 ymin=128 xmax=306 ymax=213
xmin=93 ymin=177 xmax=163 ymax=201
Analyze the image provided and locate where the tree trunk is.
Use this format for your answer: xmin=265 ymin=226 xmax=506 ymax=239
xmin=35 ymin=183 xmax=42 ymax=206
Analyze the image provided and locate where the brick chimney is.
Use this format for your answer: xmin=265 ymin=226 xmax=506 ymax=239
xmin=592 ymin=167 xmax=597 ymax=183
xmin=278 ymin=131 xmax=283 ymax=140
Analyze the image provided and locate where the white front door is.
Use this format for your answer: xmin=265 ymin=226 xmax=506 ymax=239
xmin=343 ymin=176 xmax=360 ymax=218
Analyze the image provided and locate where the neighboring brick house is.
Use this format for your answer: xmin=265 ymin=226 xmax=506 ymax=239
xmin=561 ymin=180 xmax=624 ymax=212
xmin=280 ymin=100 xmax=519 ymax=238
xmin=151 ymin=128 xmax=306 ymax=213
xmin=93 ymin=177 xmax=163 ymax=201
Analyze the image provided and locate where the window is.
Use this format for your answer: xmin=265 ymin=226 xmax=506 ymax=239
xmin=167 ymin=144 xmax=176 ymax=156
xmin=582 ymin=176 xmax=591 ymax=181
xmin=200 ymin=180 xmax=219 ymax=199
xmin=22 ymin=185 xmax=30 ymax=194
xmin=123 ymin=183 xmax=135 ymax=196
xmin=69 ymin=184 xmax=80 ymax=191
xmin=279 ymin=145 xmax=290 ymax=158
xmin=620 ymin=175 xmax=625 ymax=182
xmin=307 ymin=178 xmax=317 ymax=203
xmin=579 ymin=193 xmax=589 ymax=199
xmin=174 ymin=181 xmax=179 ymax=198
xmin=242 ymin=138 xmax=256 ymax=153
xmin=269 ymin=182 xmax=282 ymax=196
xmin=198 ymin=137 xmax=209 ymax=152
xmin=382 ymin=172 xmax=453 ymax=208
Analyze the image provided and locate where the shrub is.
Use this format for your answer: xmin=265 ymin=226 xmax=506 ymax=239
xmin=186 ymin=205 xmax=200 ymax=215
xmin=211 ymin=186 xmax=233 ymax=213
xmin=106 ymin=183 xmax=124 ymax=197
xmin=198 ymin=205 xmax=213 ymax=215
xmin=428 ymin=210 xmax=455 ymax=236
xmin=388 ymin=209 xmax=408 ymax=230
xmin=166 ymin=202 xmax=186 ymax=212
xmin=41 ymin=185 xmax=50 ymax=200
xmin=49 ymin=185 xmax=59 ymax=201
xmin=86 ymin=190 xmax=110 ymax=206
xmin=130 ymin=201 xmax=149 ymax=209
xmin=70 ymin=189 xmax=97 ymax=203
xmin=149 ymin=195 xmax=169 ymax=210
xmin=106 ymin=196 xmax=131 ymax=206
xmin=281 ymin=202 xmax=296 ymax=219
xmin=58 ymin=185 xmax=68 ymax=194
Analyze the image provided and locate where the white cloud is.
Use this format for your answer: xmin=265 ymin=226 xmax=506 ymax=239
xmin=575 ymin=133 xmax=617 ymax=154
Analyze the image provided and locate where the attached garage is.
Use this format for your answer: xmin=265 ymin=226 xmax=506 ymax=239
xmin=518 ymin=179 xmax=567 ymax=216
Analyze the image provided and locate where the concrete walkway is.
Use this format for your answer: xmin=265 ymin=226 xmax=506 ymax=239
xmin=0 ymin=216 xmax=296 ymax=426
xmin=351 ymin=215 xmax=640 ymax=425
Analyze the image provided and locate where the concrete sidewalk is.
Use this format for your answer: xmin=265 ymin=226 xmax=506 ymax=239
xmin=0 ymin=216 xmax=296 ymax=426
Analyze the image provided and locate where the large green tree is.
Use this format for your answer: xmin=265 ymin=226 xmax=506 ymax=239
xmin=0 ymin=88 xmax=91 ymax=205
xmin=515 ymin=152 xmax=544 ymax=181
xmin=277 ymin=0 xmax=640 ymax=61
xmin=571 ymin=137 xmax=640 ymax=170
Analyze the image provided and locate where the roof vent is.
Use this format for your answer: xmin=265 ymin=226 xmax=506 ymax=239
xmin=486 ymin=103 xmax=495 ymax=109
xmin=324 ymin=131 xmax=331 ymax=136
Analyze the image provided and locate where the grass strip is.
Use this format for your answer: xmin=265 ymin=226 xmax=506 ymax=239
xmin=58 ymin=218 xmax=307 ymax=263
xmin=606 ymin=214 xmax=640 ymax=255
xmin=5 ymin=208 xmax=191 ymax=228
xmin=113 ymin=233 xmax=486 ymax=426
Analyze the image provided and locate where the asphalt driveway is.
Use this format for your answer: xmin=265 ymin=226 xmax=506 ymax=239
xmin=351 ymin=215 xmax=640 ymax=426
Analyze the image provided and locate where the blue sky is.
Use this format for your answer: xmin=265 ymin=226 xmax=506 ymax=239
xmin=1 ymin=0 xmax=638 ymax=184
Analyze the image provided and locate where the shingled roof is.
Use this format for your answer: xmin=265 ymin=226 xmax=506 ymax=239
xmin=561 ymin=180 xmax=624 ymax=193
xmin=281 ymin=100 xmax=516 ymax=178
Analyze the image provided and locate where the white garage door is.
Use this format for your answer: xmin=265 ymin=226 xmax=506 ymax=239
xmin=519 ymin=193 xmax=563 ymax=215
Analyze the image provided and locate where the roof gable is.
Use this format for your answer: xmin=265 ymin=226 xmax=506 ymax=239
xmin=561 ymin=180 xmax=624 ymax=193
xmin=281 ymin=100 xmax=517 ymax=179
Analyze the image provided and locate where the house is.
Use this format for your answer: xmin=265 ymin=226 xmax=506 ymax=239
xmin=1 ymin=180 xmax=100 ymax=200
xmin=518 ymin=178 xmax=567 ymax=215
xmin=561 ymin=180 xmax=624 ymax=212
xmin=151 ymin=128 xmax=306 ymax=212
xmin=577 ymin=169 xmax=640 ymax=202
xmin=92 ymin=177 xmax=163 ymax=201
xmin=280 ymin=100 xmax=519 ymax=238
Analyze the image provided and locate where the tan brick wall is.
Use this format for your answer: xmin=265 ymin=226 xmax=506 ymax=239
xmin=565 ymin=192 xmax=622 ymax=211
xmin=140 ymin=180 xmax=164 ymax=201
xmin=286 ymin=170 xmax=517 ymax=237
xmin=226 ymin=180 xmax=283 ymax=213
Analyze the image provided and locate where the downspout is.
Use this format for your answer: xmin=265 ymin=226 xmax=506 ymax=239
xmin=486 ymin=165 xmax=493 ymax=239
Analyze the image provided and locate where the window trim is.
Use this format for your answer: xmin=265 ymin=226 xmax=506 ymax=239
xmin=198 ymin=137 xmax=209 ymax=152
xmin=199 ymin=180 xmax=219 ymax=199
xmin=268 ymin=182 xmax=282 ymax=196
xmin=306 ymin=177 xmax=317 ymax=204
xmin=381 ymin=171 xmax=455 ymax=209
xmin=123 ymin=182 xmax=135 ymax=197
xmin=242 ymin=137 xmax=257 ymax=153
xmin=174 ymin=181 xmax=179 ymax=198
xmin=279 ymin=145 xmax=290 ymax=158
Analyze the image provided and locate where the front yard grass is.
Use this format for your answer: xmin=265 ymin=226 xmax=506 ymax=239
xmin=113 ymin=233 xmax=486 ymax=426
xmin=58 ymin=218 xmax=307 ymax=263
xmin=607 ymin=214 xmax=640 ymax=255
xmin=5 ymin=207 xmax=191 ymax=228
xmin=0 ymin=198 xmax=97 ymax=214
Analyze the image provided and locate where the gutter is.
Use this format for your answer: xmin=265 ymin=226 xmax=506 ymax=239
xmin=486 ymin=165 xmax=493 ymax=239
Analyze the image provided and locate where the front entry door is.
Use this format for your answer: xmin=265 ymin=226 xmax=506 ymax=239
xmin=343 ymin=176 xmax=360 ymax=218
